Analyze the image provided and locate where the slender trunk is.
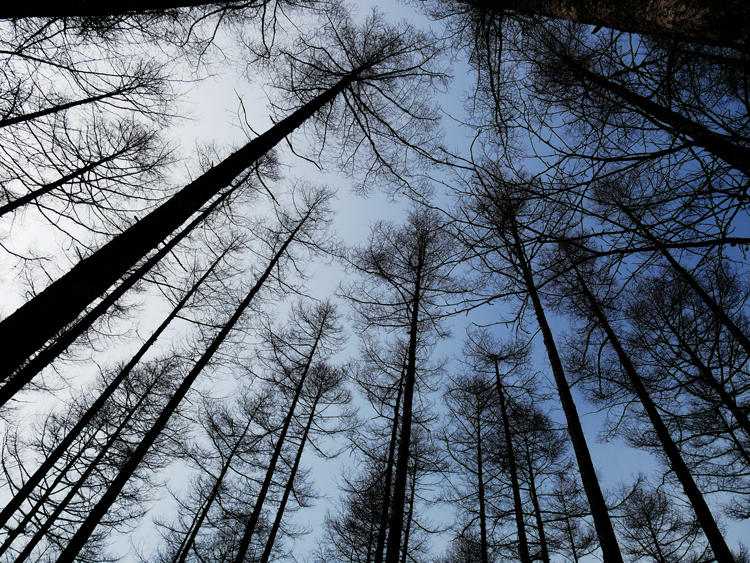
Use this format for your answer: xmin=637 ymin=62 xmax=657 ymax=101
xmin=493 ymin=360 xmax=531 ymax=563
xmin=54 ymin=213 xmax=307 ymax=563
xmin=524 ymin=443 xmax=550 ymax=563
xmin=469 ymin=0 xmax=750 ymax=52
xmin=576 ymin=272 xmax=735 ymax=563
xmin=259 ymin=393 xmax=320 ymax=563
xmin=374 ymin=362 xmax=405 ymax=563
xmin=0 ymin=431 xmax=97 ymax=558
xmin=0 ymin=70 xmax=359 ymax=378
xmin=15 ymin=375 xmax=161 ymax=562
xmin=384 ymin=249 xmax=424 ymax=563
xmin=0 ymin=182 xmax=237 ymax=402
xmin=620 ymin=206 xmax=750 ymax=358
xmin=399 ymin=462 xmax=417 ymax=563
xmin=232 ymin=310 xmax=329 ymax=563
xmin=0 ymin=145 xmax=131 ymax=218
xmin=476 ymin=411 xmax=489 ymax=563
xmin=560 ymin=493 xmax=581 ymax=563
xmin=510 ymin=225 xmax=623 ymax=563
xmin=0 ymin=247 xmax=227 ymax=534
xmin=0 ymin=87 xmax=134 ymax=130
xmin=560 ymin=53 xmax=750 ymax=176
xmin=174 ymin=407 xmax=269 ymax=563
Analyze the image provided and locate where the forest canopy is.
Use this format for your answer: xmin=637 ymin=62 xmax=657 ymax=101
xmin=0 ymin=1 xmax=748 ymax=561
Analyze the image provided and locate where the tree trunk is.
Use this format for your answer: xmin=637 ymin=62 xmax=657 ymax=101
xmin=0 ymin=430 xmax=97 ymax=558
xmin=259 ymin=392 xmax=321 ymax=563
xmin=524 ymin=443 xmax=550 ymax=563
xmin=54 ymin=213 xmax=307 ymax=563
xmin=375 ymin=363 xmax=405 ymax=563
xmin=510 ymin=224 xmax=624 ymax=563
xmin=232 ymin=308 xmax=329 ymax=563
xmin=560 ymin=52 xmax=750 ymax=176
xmin=174 ymin=410 xmax=266 ymax=563
xmin=14 ymin=374 xmax=161 ymax=562
xmin=0 ymin=180 xmax=237 ymax=398
xmin=399 ymin=461 xmax=417 ymax=563
xmin=1 ymin=0 xmax=250 ymax=17
xmin=384 ymin=249 xmax=424 ymax=563
xmin=0 ymin=70 xmax=359 ymax=379
xmin=0 ymin=87 xmax=136 ymax=130
xmin=493 ymin=360 xmax=531 ymax=563
xmin=576 ymin=271 xmax=735 ymax=563
xmin=468 ymin=0 xmax=750 ymax=52
xmin=0 ymin=246 xmax=228 ymax=532
xmin=0 ymin=143 xmax=133 ymax=218
xmin=476 ymin=408 xmax=490 ymax=563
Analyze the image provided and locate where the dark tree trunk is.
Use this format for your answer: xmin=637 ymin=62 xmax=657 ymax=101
xmin=576 ymin=273 xmax=735 ymax=563
xmin=54 ymin=214 xmax=307 ymax=563
xmin=0 ymin=144 xmax=134 ymax=219
xmin=0 ymin=431 xmax=97 ymax=558
xmin=476 ymin=409 xmax=490 ymax=563
xmin=174 ymin=413 xmax=263 ymax=563
xmin=0 ymin=70 xmax=359 ymax=379
xmin=259 ymin=392 xmax=321 ymax=563
xmin=232 ymin=312 xmax=328 ymax=563
xmin=524 ymin=444 xmax=550 ymax=563
xmin=560 ymin=53 xmax=750 ymax=176
xmin=14 ymin=375 xmax=161 ymax=562
xmin=384 ymin=249 xmax=424 ymax=563
xmin=493 ymin=360 xmax=531 ymax=563
xmin=374 ymin=364 xmax=405 ymax=563
xmin=0 ymin=0 xmax=254 ymax=17
xmin=0 ymin=87 xmax=136 ymax=130
xmin=0 ymin=247 xmax=227 ymax=532
xmin=0 ymin=177 xmax=238 ymax=398
xmin=510 ymin=225 xmax=623 ymax=563
xmin=399 ymin=461 xmax=417 ymax=563
xmin=468 ymin=0 xmax=750 ymax=52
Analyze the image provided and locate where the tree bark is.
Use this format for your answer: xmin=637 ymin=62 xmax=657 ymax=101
xmin=468 ymin=0 xmax=750 ymax=52
xmin=576 ymin=271 xmax=735 ymax=563
xmin=54 ymin=212 xmax=307 ymax=563
xmin=0 ymin=70 xmax=359 ymax=379
xmin=510 ymin=224 xmax=624 ymax=563
xmin=493 ymin=360 xmax=531 ymax=563
xmin=399 ymin=461 xmax=417 ymax=563
xmin=14 ymin=374 xmax=161 ymax=562
xmin=374 ymin=363 xmax=405 ymax=563
xmin=524 ymin=443 xmax=550 ymax=563
xmin=560 ymin=52 xmax=750 ymax=176
xmin=620 ymin=206 xmax=750 ymax=358
xmin=0 ymin=191 xmax=234 ymax=406
xmin=259 ymin=392 xmax=321 ymax=563
xmin=384 ymin=248 xmax=424 ymax=563
xmin=0 ymin=246 xmax=227 ymax=532
xmin=476 ymin=407 xmax=490 ymax=563
xmin=232 ymin=306 xmax=329 ymax=563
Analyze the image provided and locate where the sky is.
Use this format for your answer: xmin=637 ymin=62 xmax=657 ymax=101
xmin=1 ymin=1 xmax=748 ymax=561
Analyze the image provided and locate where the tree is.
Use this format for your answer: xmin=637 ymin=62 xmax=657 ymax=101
xmin=0 ymin=6 xmax=444 ymax=387
xmin=456 ymin=167 xmax=624 ymax=562
xmin=343 ymin=206 xmax=460 ymax=563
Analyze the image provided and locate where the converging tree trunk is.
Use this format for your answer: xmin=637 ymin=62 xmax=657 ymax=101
xmin=0 ymin=246 xmax=229 ymax=533
xmin=508 ymin=222 xmax=624 ymax=563
xmin=54 ymin=209 xmax=310 ymax=562
xmin=574 ymin=268 xmax=736 ymax=563
xmin=493 ymin=358 xmax=531 ymax=563
xmin=0 ymin=70 xmax=360 ymax=380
